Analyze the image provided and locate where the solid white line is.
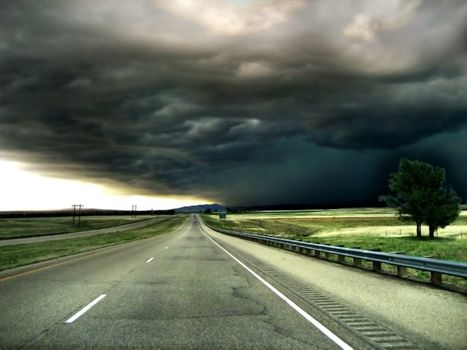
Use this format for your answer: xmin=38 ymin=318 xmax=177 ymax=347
xmin=202 ymin=230 xmax=353 ymax=350
xmin=146 ymin=257 xmax=154 ymax=263
xmin=65 ymin=294 xmax=107 ymax=324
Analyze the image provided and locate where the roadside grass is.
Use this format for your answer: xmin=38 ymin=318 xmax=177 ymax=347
xmin=203 ymin=214 xmax=467 ymax=262
xmin=0 ymin=215 xmax=154 ymax=239
xmin=0 ymin=215 xmax=185 ymax=272
xmin=202 ymin=215 xmax=408 ymax=237
xmin=301 ymin=235 xmax=467 ymax=262
xmin=244 ymin=208 xmax=397 ymax=217
xmin=203 ymin=213 xmax=466 ymax=289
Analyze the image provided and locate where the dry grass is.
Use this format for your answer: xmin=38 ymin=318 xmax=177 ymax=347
xmin=203 ymin=210 xmax=467 ymax=262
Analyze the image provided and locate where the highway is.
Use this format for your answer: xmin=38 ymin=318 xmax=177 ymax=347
xmin=0 ymin=216 xmax=172 ymax=247
xmin=0 ymin=215 xmax=465 ymax=349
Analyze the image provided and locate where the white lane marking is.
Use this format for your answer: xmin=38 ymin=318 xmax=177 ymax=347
xmin=164 ymin=246 xmax=169 ymax=250
xmin=65 ymin=294 xmax=106 ymax=324
xmin=146 ymin=257 xmax=154 ymax=263
xmin=202 ymin=231 xmax=353 ymax=350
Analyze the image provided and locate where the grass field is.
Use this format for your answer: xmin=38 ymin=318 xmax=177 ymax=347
xmin=203 ymin=210 xmax=467 ymax=288
xmin=0 ymin=215 xmax=185 ymax=272
xmin=237 ymin=208 xmax=397 ymax=218
xmin=202 ymin=209 xmax=467 ymax=262
xmin=0 ymin=215 xmax=155 ymax=239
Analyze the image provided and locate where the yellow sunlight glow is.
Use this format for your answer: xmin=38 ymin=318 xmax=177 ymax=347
xmin=0 ymin=159 xmax=203 ymax=211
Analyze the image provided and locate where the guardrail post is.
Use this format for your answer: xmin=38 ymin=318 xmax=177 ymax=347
xmin=353 ymin=257 xmax=362 ymax=267
xmin=323 ymin=244 xmax=331 ymax=259
xmin=397 ymin=266 xmax=406 ymax=277
xmin=431 ymin=272 xmax=442 ymax=286
xmin=335 ymin=245 xmax=346 ymax=264
xmin=371 ymin=249 xmax=382 ymax=272
xmin=395 ymin=252 xmax=406 ymax=277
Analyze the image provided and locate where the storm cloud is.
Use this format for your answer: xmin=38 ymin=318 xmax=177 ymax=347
xmin=1 ymin=0 xmax=466 ymax=206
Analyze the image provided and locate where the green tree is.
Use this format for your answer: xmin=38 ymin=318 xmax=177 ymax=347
xmin=424 ymin=185 xmax=461 ymax=238
xmin=380 ymin=158 xmax=461 ymax=239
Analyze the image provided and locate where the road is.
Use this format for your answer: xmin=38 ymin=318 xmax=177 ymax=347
xmin=0 ymin=216 xmax=172 ymax=247
xmin=0 ymin=216 xmax=465 ymax=349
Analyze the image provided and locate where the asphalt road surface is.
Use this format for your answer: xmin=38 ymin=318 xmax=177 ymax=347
xmin=0 ymin=215 xmax=465 ymax=349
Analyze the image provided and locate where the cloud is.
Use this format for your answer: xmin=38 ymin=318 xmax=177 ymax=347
xmin=0 ymin=0 xmax=466 ymax=206
xmin=236 ymin=62 xmax=275 ymax=78
xmin=343 ymin=0 xmax=421 ymax=42
xmin=157 ymin=0 xmax=305 ymax=35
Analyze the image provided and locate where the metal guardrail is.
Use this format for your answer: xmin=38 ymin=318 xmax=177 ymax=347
xmin=203 ymin=221 xmax=467 ymax=288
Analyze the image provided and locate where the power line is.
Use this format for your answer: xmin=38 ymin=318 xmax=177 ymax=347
xmin=72 ymin=204 xmax=83 ymax=225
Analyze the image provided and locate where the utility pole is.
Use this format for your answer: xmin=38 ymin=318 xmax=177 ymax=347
xmin=72 ymin=204 xmax=83 ymax=225
xmin=132 ymin=204 xmax=137 ymax=219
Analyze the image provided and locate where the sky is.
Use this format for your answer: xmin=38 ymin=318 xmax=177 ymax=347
xmin=1 ymin=0 xmax=466 ymax=210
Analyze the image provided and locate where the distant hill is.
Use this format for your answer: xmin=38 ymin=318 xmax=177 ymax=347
xmin=174 ymin=204 xmax=225 ymax=213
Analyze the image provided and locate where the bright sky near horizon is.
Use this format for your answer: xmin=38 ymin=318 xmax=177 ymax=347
xmin=0 ymin=159 xmax=204 ymax=211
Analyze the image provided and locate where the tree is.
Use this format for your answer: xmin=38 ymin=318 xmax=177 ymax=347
xmin=380 ymin=158 xmax=460 ymax=239
xmin=423 ymin=185 xmax=461 ymax=239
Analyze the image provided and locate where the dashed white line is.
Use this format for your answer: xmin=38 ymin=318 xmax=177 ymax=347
xmin=202 ymin=229 xmax=353 ymax=350
xmin=65 ymin=294 xmax=106 ymax=324
xmin=164 ymin=246 xmax=169 ymax=250
xmin=146 ymin=257 xmax=154 ymax=263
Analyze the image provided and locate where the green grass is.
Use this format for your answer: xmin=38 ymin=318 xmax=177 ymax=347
xmin=304 ymin=235 xmax=466 ymax=288
xmin=0 ymin=215 xmax=154 ymax=239
xmin=203 ymin=212 xmax=466 ymax=289
xmin=202 ymin=214 xmax=467 ymax=262
xmin=302 ymin=235 xmax=467 ymax=262
xmin=0 ymin=215 xmax=185 ymax=272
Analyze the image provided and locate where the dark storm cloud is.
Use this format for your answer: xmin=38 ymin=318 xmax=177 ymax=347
xmin=1 ymin=0 xmax=466 ymax=205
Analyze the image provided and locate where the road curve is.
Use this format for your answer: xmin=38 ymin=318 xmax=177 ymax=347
xmin=0 ymin=216 xmax=174 ymax=246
